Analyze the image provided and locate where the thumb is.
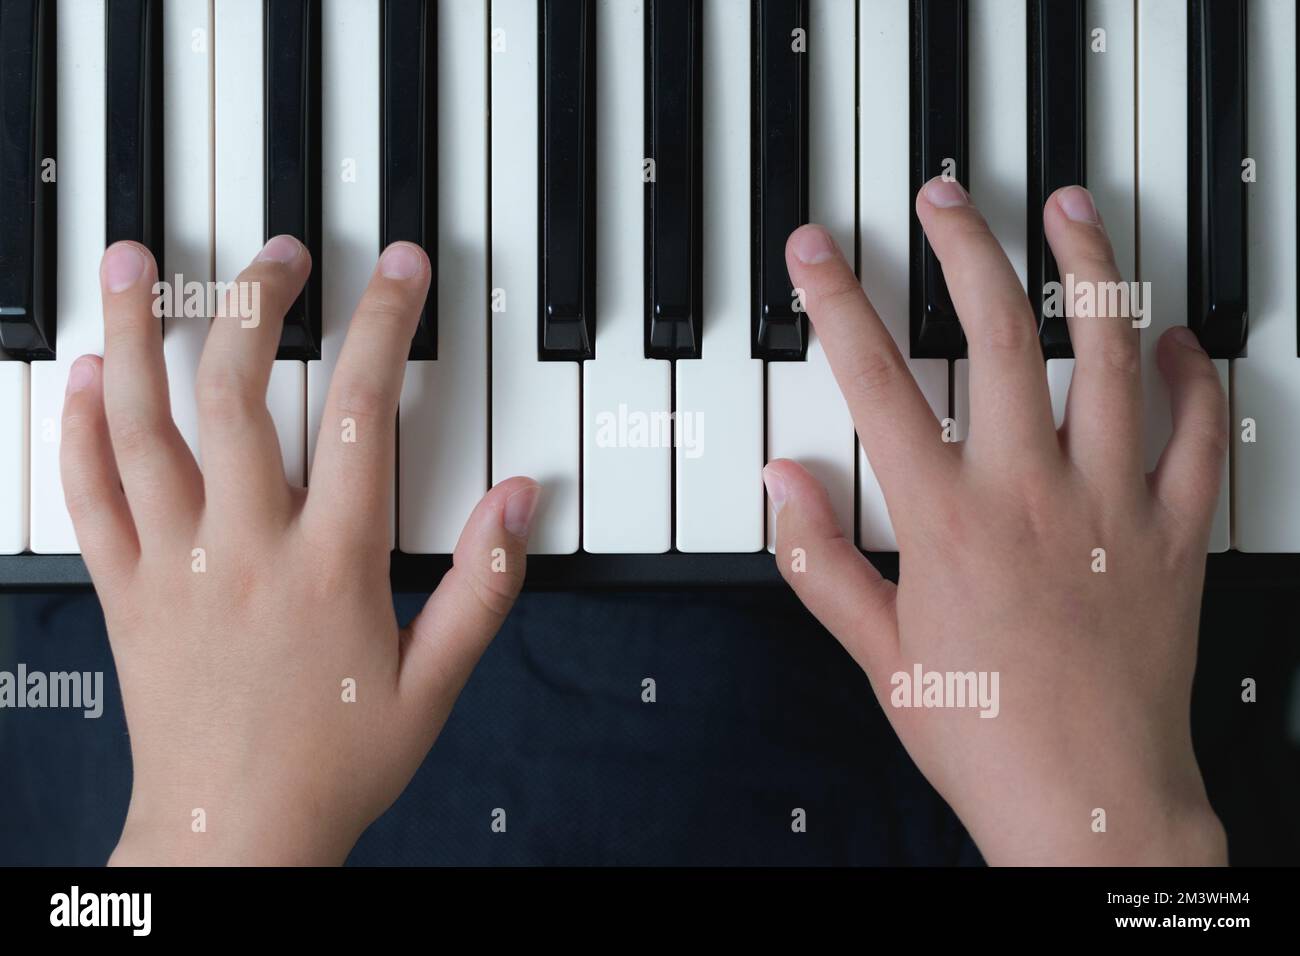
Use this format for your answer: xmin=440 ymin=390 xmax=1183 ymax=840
xmin=765 ymin=459 xmax=900 ymax=678
xmin=398 ymin=476 xmax=538 ymax=713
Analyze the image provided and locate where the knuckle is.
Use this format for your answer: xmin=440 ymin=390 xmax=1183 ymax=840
xmin=466 ymin=563 xmax=518 ymax=620
xmin=104 ymin=317 xmax=154 ymax=352
xmin=980 ymin=314 xmax=1037 ymax=356
xmin=846 ymin=349 xmax=903 ymax=401
xmin=356 ymin=289 xmax=418 ymax=332
xmin=59 ymin=403 xmax=97 ymax=446
xmin=1188 ymin=414 xmax=1229 ymax=460
xmin=332 ymin=379 xmax=392 ymax=426
xmin=108 ymin=410 xmax=165 ymax=462
xmin=811 ymin=276 xmax=865 ymax=317
xmin=1193 ymin=360 xmax=1228 ymax=396
xmin=196 ymin=367 xmax=258 ymax=426
xmin=1002 ymin=463 xmax=1065 ymax=540
xmin=1018 ymin=479 xmax=1059 ymax=536
xmin=61 ymin=479 xmax=101 ymax=524
xmin=310 ymin=548 xmax=372 ymax=599
xmin=1098 ymin=335 xmax=1140 ymax=376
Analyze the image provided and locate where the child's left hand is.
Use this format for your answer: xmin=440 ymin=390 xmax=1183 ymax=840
xmin=64 ymin=237 xmax=537 ymax=865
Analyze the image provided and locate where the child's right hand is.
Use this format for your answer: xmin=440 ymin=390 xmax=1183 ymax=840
xmin=64 ymin=237 xmax=538 ymax=865
xmin=768 ymin=180 xmax=1228 ymax=865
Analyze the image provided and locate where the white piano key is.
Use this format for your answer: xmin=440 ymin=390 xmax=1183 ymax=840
xmin=266 ymin=365 xmax=305 ymax=483
xmin=581 ymin=0 xmax=671 ymax=554
xmin=490 ymin=0 xmax=579 ymax=554
xmin=1042 ymin=1 xmax=1135 ymax=457
xmin=214 ymin=0 xmax=305 ymax=487
xmin=1043 ymin=364 xmax=1071 ymax=432
xmin=766 ymin=0 xmax=856 ymax=550
xmin=1137 ymin=0 xmax=1228 ymax=552
xmin=313 ymin=0 xmax=386 ymax=537
xmin=214 ymin=0 xmax=261 ymax=298
xmin=162 ymin=0 xmax=212 ymax=462
xmin=0 ymin=362 xmax=29 ymax=554
xmin=857 ymin=0 xmax=948 ymax=550
xmin=969 ymin=0 xmax=1027 ymax=286
xmin=1046 ymin=357 xmax=1074 ymax=428
xmin=1088 ymin=0 xmax=1136 ymax=282
xmin=675 ymin=0 xmax=764 ymax=553
xmin=30 ymin=0 xmax=107 ymax=554
xmin=399 ymin=0 xmax=489 ymax=553
xmin=1233 ymin=0 xmax=1298 ymax=551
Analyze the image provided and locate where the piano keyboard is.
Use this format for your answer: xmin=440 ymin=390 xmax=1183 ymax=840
xmin=0 ymin=0 xmax=1297 ymax=590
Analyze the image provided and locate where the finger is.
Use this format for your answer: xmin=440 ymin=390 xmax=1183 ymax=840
xmin=764 ymin=460 xmax=900 ymax=680
xmin=305 ymin=243 xmax=430 ymax=548
xmin=196 ymin=235 xmax=308 ymax=517
xmin=398 ymin=478 xmax=538 ymax=718
xmin=916 ymin=177 xmax=1057 ymax=461
xmin=1042 ymin=186 xmax=1144 ymax=486
xmin=785 ymin=224 xmax=955 ymax=509
xmin=1149 ymin=328 xmax=1228 ymax=526
xmin=59 ymin=356 xmax=140 ymax=584
xmin=98 ymin=242 xmax=203 ymax=542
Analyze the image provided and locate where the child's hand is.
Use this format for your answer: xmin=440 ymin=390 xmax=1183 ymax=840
xmin=63 ymin=238 xmax=538 ymax=865
xmin=769 ymin=181 xmax=1227 ymax=865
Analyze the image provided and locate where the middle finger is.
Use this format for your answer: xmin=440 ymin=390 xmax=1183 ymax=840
xmin=195 ymin=235 xmax=309 ymax=518
xmin=916 ymin=177 xmax=1058 ymax=464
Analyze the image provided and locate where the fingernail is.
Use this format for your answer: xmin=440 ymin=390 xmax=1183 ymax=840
xmin=924 ymin=177 xmax=969 ymax=208
xmin=102 ymin=243 xmax=145 ymax=293
xmin=256 ymin=234 xmax=301 ymax=263
xmin=1058 ymin=185 xmax=1098 ymax=224
xmin=790 ymin=224 xmax=836 ymax=265
xmin=66 ymin=356 xmax=96 ymax=393
xmin=1167 ymin=326 xmax=1204 ymax=351
xmin=763 ymin=466 xmax=788 ymax=515
xmin=379 ymin=242 xmax=422 ymax=279
xmin=503 ymin=483 xmax=540 ymax=538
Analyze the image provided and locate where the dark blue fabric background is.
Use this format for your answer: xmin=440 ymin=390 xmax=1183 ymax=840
xmin=0 ymin=586 xmax=1295 ymax=865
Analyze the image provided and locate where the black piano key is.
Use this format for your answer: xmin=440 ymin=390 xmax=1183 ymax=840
xmin=381 ymin=0 xmax=437 ymax=360
xmin=0 ymin=0 xmax=55 ymax=359
xmin=105 ymin=0 xmax=162 ymax=274
xmin=539 ymin=0 xmax=596 ymax=361
xmin=1028 ymin=0 xmax=1084 ymax=359
xmin=645 ymin=0 xmax=702 ymax=360
xmin=264 ymin=0 xmax=321 ymax=361
xmin=909 ymin=0 xmax=967 ymax=359
xmin=1188 ymin=0 xmax=1247 ymax=359
xmin=751 ymin=0 xmax=808 ymax=361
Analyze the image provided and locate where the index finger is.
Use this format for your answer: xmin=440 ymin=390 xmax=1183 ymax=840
xmin=785 ymin=224 xmax=956 ymax=507
xmin=303 ymin=242 xmax=430 ymax=548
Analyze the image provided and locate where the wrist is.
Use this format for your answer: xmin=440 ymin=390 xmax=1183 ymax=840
xmin=110 ymin=806 xmax=353 ymax=867
xmin=971 ymin=791 xmax=1227 ymax=867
